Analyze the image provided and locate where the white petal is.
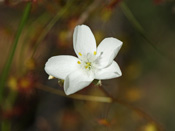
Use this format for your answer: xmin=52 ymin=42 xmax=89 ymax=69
xmin=73 ymin=25 xmax=96 ymax=57
xmin=97 ymin=37 xmax=122 ymax=68
xmin=45 ymin=55 xmax=79 ymax=79
xmin=64 ymin=70 xmax=94 ymax=95
xmin=95 ymin=61 xmax=122 ymax=80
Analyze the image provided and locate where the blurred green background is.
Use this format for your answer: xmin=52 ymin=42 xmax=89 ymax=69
xmin=0 ymin=0 xmax=175 ymax=130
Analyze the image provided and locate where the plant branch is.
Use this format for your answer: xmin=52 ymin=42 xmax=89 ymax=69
xmin=36 ymin=83 xmax=164 ymax=130
xmin=36 ymin=83 xmax=112 ymax=103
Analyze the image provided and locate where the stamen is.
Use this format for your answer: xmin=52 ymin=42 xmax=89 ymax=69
xmin=78 ymin=52 xmax=82 ymax=56
xmin=77 ymin=61 xmax=81 ymax=64
xmin=86 ymin=62 xmax=91 ymax=66
xmin=48 ymin=75 xmax=55 ymax=80
xmin=94 ymin=51 xmax=97 ymax=55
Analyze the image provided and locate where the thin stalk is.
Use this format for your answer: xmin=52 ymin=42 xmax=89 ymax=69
xmin=36 ymin=83 xmax=164 ymax=130
xmin=119 ymin=1 xmax=144 ymax=33
xmin=4 ymin=90 xmax=18 ymax=110
xmin=0 ymin=2 xmax=32 ymax=103
xmin=1 ymin=90 xmax=18 ymax=131
xmin=1 ymin=120 xmax=11 ymax=131
xmin=119 ymin=1 xmax=175 ymax=64
xmin=36 ymin=83 xmax=112 ymax=103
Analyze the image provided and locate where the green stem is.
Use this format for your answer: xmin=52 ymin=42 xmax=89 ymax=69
xmin=1 ymin=90 xmax=18 ymax=131
xmin=4 ymin=90 xmax=18 ymax=110
xmin=31 ymin=1 xmax=73 ymax=58
xmin=120 ymin=1 xmax=175 ymax=63
xmin=119 ymin=2 xmax=144 ymax=33
xmin=1 ymin=120 xmax=11 ymax=131
xmin=0 ymin=3 xmax=32 ymax=103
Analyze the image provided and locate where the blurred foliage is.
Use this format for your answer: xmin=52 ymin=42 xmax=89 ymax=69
xmin=0 ymin=0 xmax=175 ymax=130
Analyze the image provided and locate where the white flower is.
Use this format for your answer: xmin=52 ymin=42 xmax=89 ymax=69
xmin=45 ymin=25 xmax=122 ymax=95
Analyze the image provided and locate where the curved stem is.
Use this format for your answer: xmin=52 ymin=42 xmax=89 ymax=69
xmin=0 ymin=2 xmax=32 ymax=103
xmin=0 ymin=3 xmax=32 ymax=131
xmin=119 ymin=1 xmax=175 ymax=64
xmin=36 ymin=83 xmax=164 ymax=130
xmin=36 ymin=83 xmax=112 ymax=103
xmin=1 ymin=120 xmax=11 ymax=131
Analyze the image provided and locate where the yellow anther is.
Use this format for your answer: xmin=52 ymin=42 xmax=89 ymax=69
xmin=78 ymin=52 xmax=82 ymax=56
xmin=77 ymin=61 xmax=81 ymax=64
xmin=48 ymin=75 xmax=55 ymax=80
xmin=86 ymin=62 xmax=91 ymax=66
xmin=94 ymin=51 xmax=97 ymax=55
xmin=85 ymin=66 xmax=88 ymax=69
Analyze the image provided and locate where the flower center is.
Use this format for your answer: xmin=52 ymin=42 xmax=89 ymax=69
xmin=85 ymin=62 xmax=91 ymax=69
xmin=77 ymin=60 xmax=92 ymax=70
xmin=77 ymin=51 xmax=98 ymax=71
